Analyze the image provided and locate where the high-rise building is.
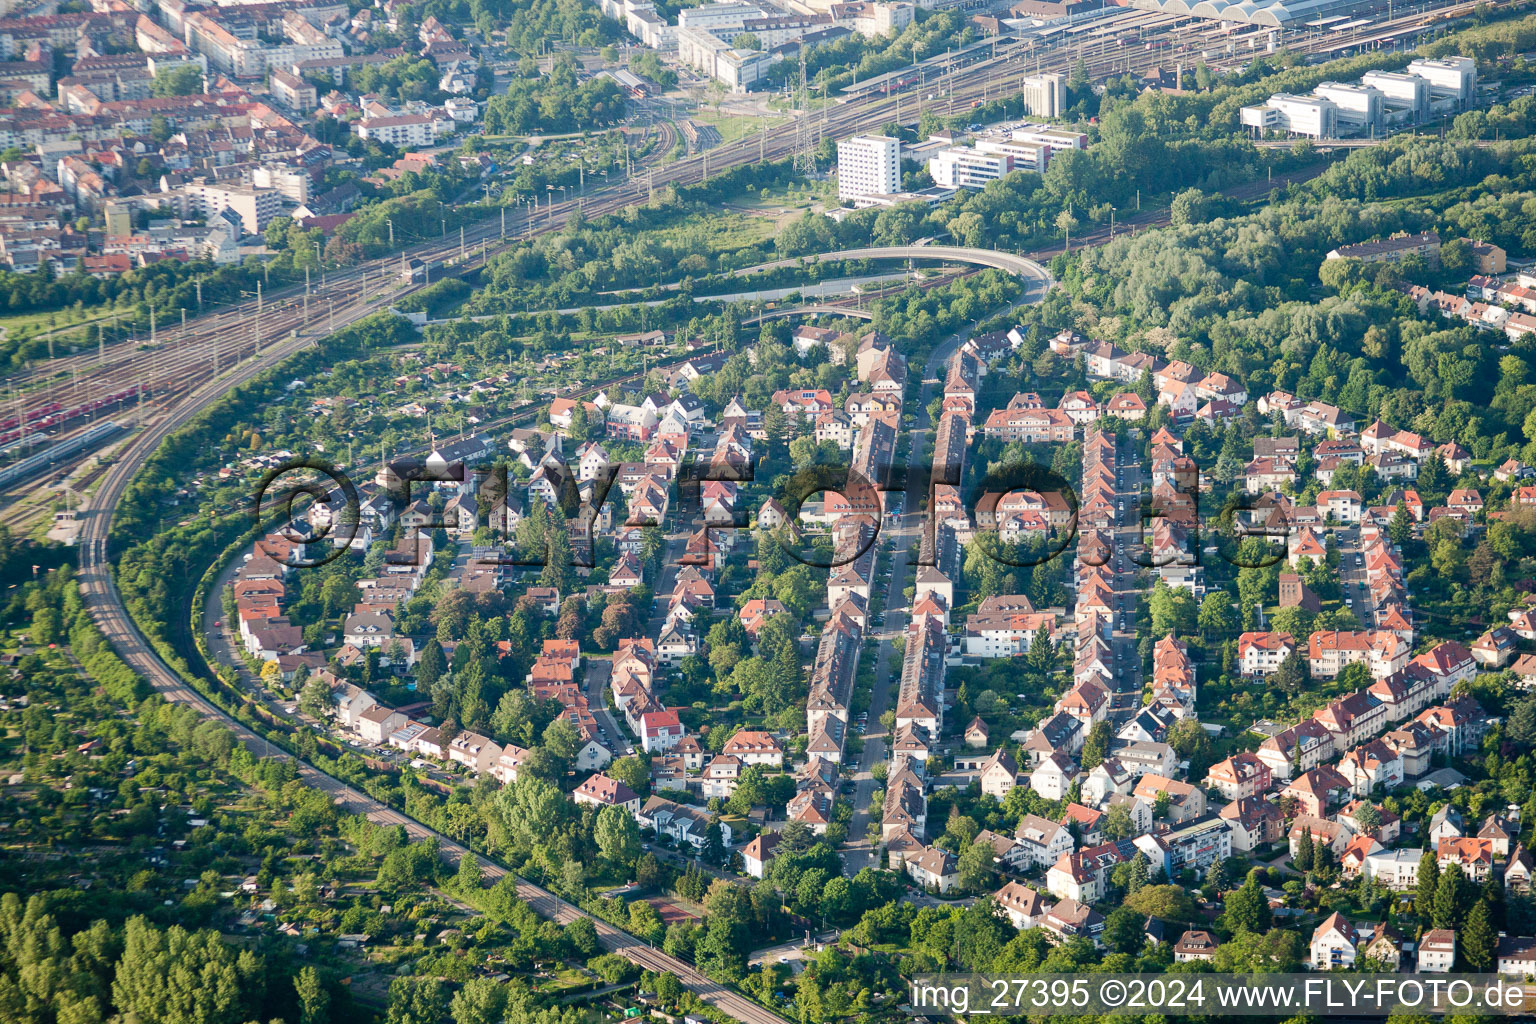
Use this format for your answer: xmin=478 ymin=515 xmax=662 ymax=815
xmin=103 ymin=201 xmax=133 ymax=238
xmin=1022 ymin=73 xmax=1066 ymax=118
xmin=837 ymin=135 xmax=900 ymax=200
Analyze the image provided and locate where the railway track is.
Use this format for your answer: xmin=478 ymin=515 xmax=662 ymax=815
xmin=62 ymin=265 xmax=797 ymax=1023
xmin=0 ymin=0 xmax=1490 ymax=502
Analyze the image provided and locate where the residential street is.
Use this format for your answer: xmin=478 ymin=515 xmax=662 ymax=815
xmin=843 ymin=318 xmax=998 ymax=871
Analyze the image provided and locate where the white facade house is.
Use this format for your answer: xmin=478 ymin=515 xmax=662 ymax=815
xmin=1311 ymin=913 xmax=1356 ymax=970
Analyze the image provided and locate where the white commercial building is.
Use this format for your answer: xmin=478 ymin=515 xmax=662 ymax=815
xmin=1407 ymin=56 xmax=1476 ymax=109
xmin=838 ymin=134 xmax=900 ymax=200
xmin=928 ymin=146 xmax=1012 ymax=188
xmin=676 ymin=27 xmax=779 ymax=90
xmin=1022 ymin=72 xmax=1065 ymax=118
xmin=678 ymin=1 xmax=768 ymax=32
xmin=977 ymin=138 xmax=1049 ymax=173
xmin=1313 ymin=82 xmax=1383 ymax=134
xmin=1361 ymin=71 xmax=1430 ymax=121
xmin=1240 ymin=93 xmax=1337 ymax=139
xmin=1011 ymin=124 xmax=1087 ymax=154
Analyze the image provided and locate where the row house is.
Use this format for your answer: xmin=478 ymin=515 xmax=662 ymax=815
xmin=1219 ymin=796 xmax=1286 ymax=852
xmin=1281 ymin=764 xmax=1352 ymax=817
xmin=982 ymin=401 xmax=1076 ymax=443
xmin=1336 ymin=738 xmax=1404 ymax=796
xmin=1308 ymin=630 xmax=1409 ymax=681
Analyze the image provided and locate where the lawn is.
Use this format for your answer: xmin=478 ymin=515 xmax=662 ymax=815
xmin=688 ymin=108 xmax=787 ymax=145
xmin=536 ymin=966 xmax=596 ymax=996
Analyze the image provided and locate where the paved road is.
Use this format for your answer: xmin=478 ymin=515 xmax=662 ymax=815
xmin=583 ymin=659 xmax=630 ymax=755
xmin=843 ymin=261 xmax=1054 ymax=870
xmin=72 ymin=331 xmax=794 ymax=1024
xmin=1108 ymin=440 xmax=1147 ymax=720
xmin=842 ymin=329 xmax=965 ymax=870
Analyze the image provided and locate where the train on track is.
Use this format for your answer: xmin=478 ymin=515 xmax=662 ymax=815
xmin=0 ymin=386 xmax=141 ymax=448
xmin=0 ymin=420 xmax=124 ymax=492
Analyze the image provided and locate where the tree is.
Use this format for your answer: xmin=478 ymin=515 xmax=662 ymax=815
xmin=1080 ymin=720 xmax=1112 ymax=770
xmin=1123 ymin=884 xmax=1198 ymax=923
xmin=386 ymin=978 xmax=447 ymax=1024
xmin=1110 ymin=853 xmax=1149 ymax=897
xmin=417 ymin=639 xmax=446 ymax=689
xmin=1433 ymin=862 xmax=1469 ymax=930
xmin=455 ymin=852 xmax=482 ymax=894
xmin=1274 ymin=651 xmax=1307 ymax=695
xmin=1198 ymin=592 xmax=1237 ymax=641
xmin=704 ymin=819 xmax=725 ymax=864
xmin=1224 ymin=874 xmax=1272 ymax=935
xmin=299 ymin=673 xmax=332 ymax=719
xmin=294 ymin=966 xmax=329 ymax=1024
xmin=1462 ymin=899 xmax=1495 ymax=970
xmin=151 ymin=64 xmax=203 ymax=97
xmin=1416 ymin=850 xmax=1440 ymax=914
xmin=1027 ymin=630 xmax=1056 ymax=674
xmin=1104 ymin=906 xmax=1145 ymax=955
xmin=606 ymin=756 xmax=649 ymax=795
xmin=957 ymin=839 xmax=995 ymax=892
xmin=450 ymin=978 xmax=506 ymax=1024
xmin=1169 ymin=187 xmax=1209 ymax=226
xmin=595 ymin=804 xmax=641 ymax=869
xmin=1294 ymin=829 xmax=1314 ymax=872
xmin=1389 ymin=501 xmax=1414 ymax=546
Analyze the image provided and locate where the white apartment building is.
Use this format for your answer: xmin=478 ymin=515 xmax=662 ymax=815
xmin=830 ymin=1 xmax=914 ymax=37
xmin=837 ymin=134 xmax=900 ymax=200
xmin=598 ymin=0 xmax=676 ymax=48
xmin=252 ymin=164 xmax=310 ymax=204
xmin=677 ymin=1 xmax=767 ymax=33
xmin=178 ymin=180 xmax=282 ymax=234
xmin=1022 ymin=72 xmax=1065 ymax=118
xmin=184 ymin=13 xmax=342 ymax=78
xmin=353 ymin=112 xmax=455 ymax=147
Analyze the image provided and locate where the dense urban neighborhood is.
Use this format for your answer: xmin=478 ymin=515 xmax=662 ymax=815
xmin=5 ymin=0 xmax=1536 ymax=1021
